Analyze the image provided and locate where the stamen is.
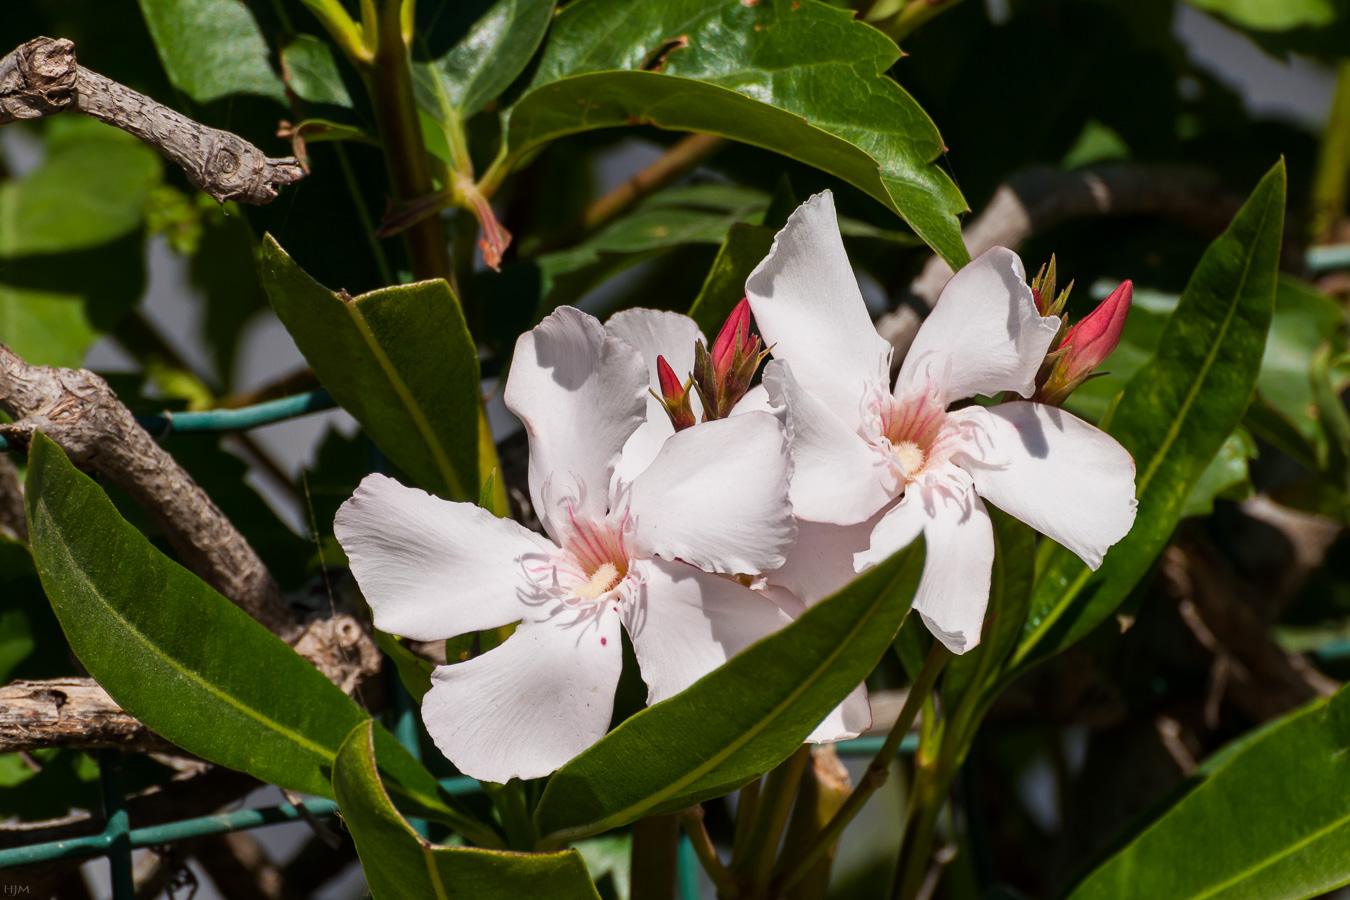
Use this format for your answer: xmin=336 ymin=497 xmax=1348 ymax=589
xmin=575 ymin=562 xmax=622 ymax=600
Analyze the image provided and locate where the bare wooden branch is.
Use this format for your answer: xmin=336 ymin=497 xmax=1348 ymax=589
xmin=0 ymin=452 xmax=24 ymax=542
xmin=0 ymin=37 xmax=303 ymax=204
xmin=0 ymin=678 xmax=171 ymax=754
xmin=0 ymin=343 xmax=292 ymax=633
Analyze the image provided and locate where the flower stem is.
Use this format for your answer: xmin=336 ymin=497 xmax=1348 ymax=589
xmin=731 ymin=744 xmax=811 ymax=893
xmin=731 ymin=777 xmax=762 ymax=861
xmin=631 ymin=814 xmax=681 ymax=900
xmin=1311 ymin=60 xmax=1350 ymax=243
xmin=482 ymin=780 xmax=537 ymax=851
xmin=772 ymin=643 xmax=949 ymax=895
xmin=678 ymin=806 xmax=739 ymax=898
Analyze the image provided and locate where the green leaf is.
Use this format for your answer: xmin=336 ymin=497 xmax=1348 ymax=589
xmin=1184 ymin=0 xmax=1336 ymax=31
xmin=280 ymin=34 xmax=353 ymax=108
xmin=137 ymin=0 xmax=287 ymax=104
xmin=260 ymin=236 xmax=480 ymax=501
xmin=374 ymin=630 xmax=434 ymax=704
xmin=1066 ymin=686 xmax=1350 ymax=900
xmin=334 ymin=722 xmax=601 ymax=900
xmin=1011 ymin=160 xmax=1285 ymax=673
xmin=22 ymin=433 xmax=492 ymax=840
xmin=506 ymin=0 xmax=968 ymax=268
xmin=0 ymin=123 xmax=161 ymax=258
xmin=0 ymin=285 xmax=99 ymax=370
xmin=686 ymin=223 xmax=776 ymax=339
xmin=534 ymin=539 xmax=925 ymax=846
xmin=1182 ymin=427 xmax=1257 ymax=518
xmin=431 ymin=0 xmax=557 ymax=117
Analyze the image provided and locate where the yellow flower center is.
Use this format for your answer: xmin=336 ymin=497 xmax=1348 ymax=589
xmin=575 ymin=562 xmax=624 ymax=600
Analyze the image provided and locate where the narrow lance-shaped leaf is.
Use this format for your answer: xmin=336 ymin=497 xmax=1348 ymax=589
xmin=23 ymin=434 xmax=496 ymax=843
xmin=504 ymin=0 xmax=969 ymax=269
xmin=260 ymin=236 xmax=480 ymax=501
xmin=1010 ymin=160 xmax=1286 ymax=675
xmin=1066 ymin=685 xmax=1350 ymax=900
xmin=534 ymin=539 xmax=925 ymax=847
xmin=334 ymin=722 xmax=600 ymax=900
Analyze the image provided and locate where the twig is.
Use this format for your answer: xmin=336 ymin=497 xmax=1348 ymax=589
xmin=0 ymin=452 xmax=25 ymax=542
xmin=0 ymin=343 xmax=292 ymax=633
xmin=0 ymin=678 xmax=172 ymax=755
xmin=0 ymin=37 xmax=304 ymax=204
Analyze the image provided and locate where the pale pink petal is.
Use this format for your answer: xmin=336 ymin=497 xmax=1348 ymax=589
xmin=504 ymin=307 xmax=649 ymax=537
xmin=952 ymin=402 xmax=1138 ymax=569
xmin=768 ymin=516 xmax=884 ymax=606
xmin=422 ymin=605 xmax=623 ymax=782
xmin=623 ymin=559 xmax=792 ymax=706
xmin=853 ymin=492 xmax=927 ymax=573
xmin=747 ymin=191 xmax=893 ymax=418
xmin=335 ymin=474 xmax=553 ymax=641
xmin=897 ymin=247 xmax=1060 ymax=402
xmin=808 ymin=683 xmax=872 ymax=744
xmin=630 ymin=411 xmax=796 ymax=575
xmin=606 ymin=309 xmax=706 ymax=487
xmin=764 ymin=360 xmax=898 ymax=526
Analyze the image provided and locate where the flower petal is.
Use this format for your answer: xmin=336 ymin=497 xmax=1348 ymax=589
xmin=768 ymin=516 xmax=883 ymax=606
xmin=765 ymin=360 xmax=898 ymax=525
xmin=897 ymin=247 xmax=1060 ymax=402
xmin=731 ymin=382 xmax=775 ymax=416
xmin=422 ymin=605 xmax=623 ymax=782
xmin=808 ymin=683 xmax=872 ymax=744
xmin=505 ymin=307 xmax=649 ymax=537
xmin=606 ymin=308 xmax=707 ymax=486
xmin=630 ymin=411 xmax=796 ymax=574
xmin=623 ymin=559 xmax=792 ymax=706
xmin=952 ymin=402 xmax=1138 ymax=569
xmin=857 ymin=479 xmax=994 ymax=654
xmin=747 ymin=191 xmax=893 ymax=418
xmin=334 ymin=473 xmax=553 ymax=641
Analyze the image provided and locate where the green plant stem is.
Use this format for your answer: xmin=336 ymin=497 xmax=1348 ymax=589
xmin=732 ymin=744 xmax=811 ymax=893
xmin=877 ymin=0 xmax=969 ymax=42
xmin=731 ymin=777 xmax=762 ymax=862
xmin=679 ymin=807 xmax=739 ymax=899
xmin=364 ymin=0 xmax=451 ymax=284
xmin=483 ymin=781 xmax=537 ymax=851
xmin=632 ymin=814 xmax=681 ymax=900
xmin=1311 ymin=60 xmax=1350 ymax=243
xmin=298 ymin=0 xmax=370 ymax=66
xmin=332 ymin=141 xmax=394 ymax=286
xmin=890 ymin=762 xmax=944 ymax=900
xmin=773 ymin=643 xmax=949 ymax=895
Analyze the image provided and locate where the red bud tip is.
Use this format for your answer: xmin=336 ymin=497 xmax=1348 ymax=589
xmin=711 ymin=298 xmax=753 ymax=381
xmin=656 ymin=355 xmax=683 ymax=402
xmin=1062 ymin=280 xmax=1131 ymax=371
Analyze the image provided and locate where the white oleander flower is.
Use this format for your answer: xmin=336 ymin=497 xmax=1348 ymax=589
xmin=747 ymin=192 xmax=1138 ymax=653
xmin=336 ymin=307 xmax=797 ymax=782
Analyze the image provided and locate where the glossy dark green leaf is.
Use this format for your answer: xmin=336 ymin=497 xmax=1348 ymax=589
xmin=334 ymin=722 xmax=600 ymax=900
xmin=506 ymin=0 xmax=968 ymax=268
xmin=280 ymin=34 xmax=353 ymax=108
xmin=22 ymin=434 xmax=492 ymax=841
xmin=260 ymin=236 xmax=479 ymax=501
xmin=429 ymin=0 xmax=557 ymax=117
xmin=1011 ymin=160 xmax=1285 ymax=674
xmin=1067 ymin=686 xmax=1350 ymax=900
xmin=137 ymin=0 xmax=287 ymax=104
xmin=534 ymin=540 xmax=925 ymax=846
xmin=0 ymin=122 xmax=160 ymax=258
xmin=686 ymin=223 xmax=776 ymax=339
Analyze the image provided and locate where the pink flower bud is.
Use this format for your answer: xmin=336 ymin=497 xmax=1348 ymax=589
xmin=1061 ymin=280 xmax=1131 ymax=377
xmin=657 ymin=355 xmax=683 ymax=404
xmin=711 ymin=298 xmax=754 ymax=381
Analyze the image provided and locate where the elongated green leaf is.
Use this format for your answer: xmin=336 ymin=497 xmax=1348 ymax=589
xmin=1182 ymin=427 xmax=1256 ymax=518
xmin=335 ymin=723 xmax=599 ymax=900
xmin=506 ymin=0 xmax=968 ymax=268
xmin=1011 ymin=160 xmax=1285 ymax=673
xmin=260 ymin=236 xmax=479 ymax=501
xmin=1067 ymin=686 xmax=1350 ymax=900
xmin=280 ymin=34 xmax=353 ymax=108
xmin=534 ymin=540 xmax=925 ymax=846
xmin=431 ymin=0 xmax=557 ymax=117
xmin=1184 ymin=0 xmax=1335 ymax=31
xmin=22 ymin=434 xmax=492 ymax=841
xmin=137 ymin=0 xmax=287 ymax=104
xmin=686 ymin=223 xmax=776 ymax=339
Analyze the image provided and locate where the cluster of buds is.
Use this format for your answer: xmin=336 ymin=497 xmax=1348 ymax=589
xmin=1027 ymin=255 xmax=1132 ymax=408
xmin=653 ymin=299 xmax=771 ymax=432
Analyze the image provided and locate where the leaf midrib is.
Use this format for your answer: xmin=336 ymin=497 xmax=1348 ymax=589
xmin=548 ymin=556 xmax=914 ymax=842
xmin=344 ymin=298 xmax=465 ymax=500
xmin=1013 ymin=191 xmax=1275 ymax=665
